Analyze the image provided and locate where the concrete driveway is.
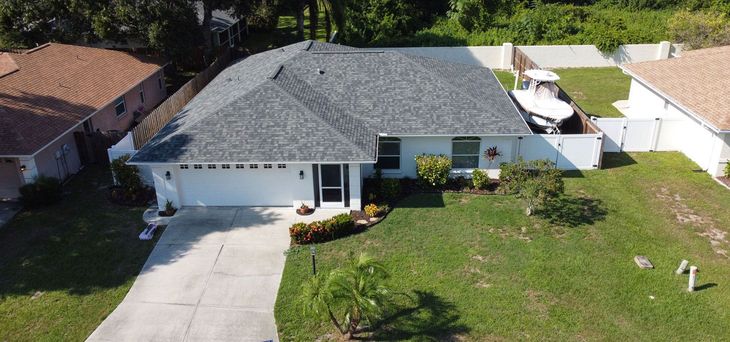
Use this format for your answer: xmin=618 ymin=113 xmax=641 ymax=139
xmin=87 ymin=206 xmax=346 ymax=342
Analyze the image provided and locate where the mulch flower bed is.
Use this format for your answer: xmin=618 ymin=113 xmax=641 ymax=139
xmin=108 ymin=186 xmax=156 ymax=207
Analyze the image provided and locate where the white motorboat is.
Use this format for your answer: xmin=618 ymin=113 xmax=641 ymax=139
xmin=509 ymin=69 xmax=574 ymax=133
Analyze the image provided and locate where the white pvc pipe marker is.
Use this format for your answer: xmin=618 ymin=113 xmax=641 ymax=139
xmin=675 ymin=260 xmax=689 ymax=275
xmin=688 ymin=266 xmax=698 ymax=292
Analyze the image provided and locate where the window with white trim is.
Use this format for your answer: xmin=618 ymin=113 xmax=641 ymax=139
xmin=193 ymin=164 xmax=202 ymax=169
xmin=452 ymin=137 xmax=481 ymax=169
xmin=263 ymin=164 xmax=272 ymax=169
xmin=208 ymin=164 xmax=216 ymax=169
xmin=114 ymin=96 xmax=126 ymax=117
xmin=180 ymin=164 xmax=189 ymax=169
xmin=139 ymin=84 xmax=145 ymax=103
xmin=277 ymin=164 xmax=286 ymax=169
xmin=250 ymin=164 xmax=258 ymax=169
xmin=222 ymin=164 xmax=230 ymax=169
xmin=375 ymin=137 xmax=400 ymax=170
xmin=235 ymin=164 xmax=245 ymax=169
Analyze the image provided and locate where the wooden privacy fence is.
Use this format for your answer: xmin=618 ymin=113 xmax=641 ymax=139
xmin=132 ymin=48 xmax=233 ymax=149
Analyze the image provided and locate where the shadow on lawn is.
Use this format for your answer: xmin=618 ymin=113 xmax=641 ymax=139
xmin=601 ymin=152 xmax=638 ymax=170
xmin=369 ymin=290 xmax=469 ymax=340
xmin=538 ymin=195 xmax=607 ymax=228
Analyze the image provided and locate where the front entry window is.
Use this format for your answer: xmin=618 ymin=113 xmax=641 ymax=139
xmin=376 ymin=137 xmax=401 ymax=170
xmin=452 ymin=137 xmax=481 ymax=168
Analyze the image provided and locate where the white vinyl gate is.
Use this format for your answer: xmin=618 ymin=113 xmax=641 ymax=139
xmin=517 ymin=133 xmax=604 ymax=170
xmin=592 ymin=117 xmax=686 ymax=153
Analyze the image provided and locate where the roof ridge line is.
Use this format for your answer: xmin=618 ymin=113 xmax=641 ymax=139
xmin=271 ymin=68 xmax=376 ymax=159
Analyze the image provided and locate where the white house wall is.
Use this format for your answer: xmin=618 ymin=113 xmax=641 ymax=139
xmin=361 ymin=136 xmax=518 ymax=179
xmin=151 ymin=166 xmax=181 ymax=209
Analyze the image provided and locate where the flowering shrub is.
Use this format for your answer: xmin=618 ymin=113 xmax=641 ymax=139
xmin=289 ymin=213 xmax=356 ymax=244
xmin=471 ymin=169 xmax=490 ymax=190
xmin=415 ymin=154 xmax=452 ymax=188
xmin=364 ymin=203 xmax=379 ymax=217
xmin=725 ymin=162 xmax=730 ymax=178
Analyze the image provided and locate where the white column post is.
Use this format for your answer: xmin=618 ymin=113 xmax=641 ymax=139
xmin=657 ymin=41 xmax=671 ymax=60
xmin=501 ymin=43 xmax=514 ymax=70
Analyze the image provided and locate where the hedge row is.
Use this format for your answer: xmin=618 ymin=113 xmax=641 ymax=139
xmin=289 ymin=213 xmax=357 ymax=244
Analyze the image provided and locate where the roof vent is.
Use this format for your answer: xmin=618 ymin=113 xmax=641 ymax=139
xmin=317 ymin=68 xmax=324 ymax=75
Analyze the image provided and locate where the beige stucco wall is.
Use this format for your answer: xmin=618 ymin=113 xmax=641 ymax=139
xmin=89 ymin=71 xmax=167 ymax=132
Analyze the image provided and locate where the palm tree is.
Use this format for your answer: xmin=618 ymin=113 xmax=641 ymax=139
xmin=300 ymin=253 xmax=390 ymax=339
xmin=316 ymin=0 xmax=344 ymax=42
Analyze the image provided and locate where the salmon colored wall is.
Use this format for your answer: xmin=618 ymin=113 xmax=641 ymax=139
xmin=89 ymin=69 xmax=167 ymax=132
xmin=34 ymin=128 xmax=83 ymax=180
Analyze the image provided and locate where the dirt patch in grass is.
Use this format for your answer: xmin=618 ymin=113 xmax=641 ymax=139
xmin=656 ymin=187 xmax=728 ymax=257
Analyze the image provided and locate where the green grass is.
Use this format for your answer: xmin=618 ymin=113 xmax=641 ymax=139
xmin=493 ymin=68 xmax=630 ymax=118
xmin=276 ymin=152 xmax=730 ymax=340
xmin=554 ymin=67 xmax=631 ymax=118
xmin=0 ymin=167 xmax=158 ymax=341
xmin=243 ymin=11 xmax=328 ymax=54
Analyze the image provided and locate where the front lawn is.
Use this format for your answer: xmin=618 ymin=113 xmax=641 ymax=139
xmin=0 ymin=167 xmax=157 ymax=341
xmin=275 ymin=152 xmax=730 ymax=340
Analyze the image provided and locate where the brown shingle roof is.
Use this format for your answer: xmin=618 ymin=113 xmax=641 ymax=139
xmin=0 ymin=43 xmax=165 ymax=155
xmin=623 ymin=45 xmax=730 ymax=131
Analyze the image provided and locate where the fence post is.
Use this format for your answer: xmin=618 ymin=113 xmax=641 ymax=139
xmin=657 ymin=41 xmax=671 ymax=60
xmin=501 ymin=43 xmax=513 ymax=70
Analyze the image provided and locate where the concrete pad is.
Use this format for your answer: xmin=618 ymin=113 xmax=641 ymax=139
xmin=158 ymin=207 xmax=238 ymax=246
xmin=213 ymin=245 xmax=286 ymax=276
xmin=185 ymin=307 xmax=278 ymax=342
xmin=86 ymin=302 xmax=195 ymax=342
xmin=200 ymin=273 xmax=281 ymax=309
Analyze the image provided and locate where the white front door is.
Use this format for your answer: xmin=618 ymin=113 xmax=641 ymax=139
xmin=319 ymin=164 xmax=344 ymax=208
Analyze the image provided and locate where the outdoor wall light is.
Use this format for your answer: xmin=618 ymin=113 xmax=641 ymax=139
xmin=299 ymin=170 xmax=304 ymax=179
xmin=19 ymin=165 xmax=26 ymax=172
xmin=165 ymin=171 xmax=171 ymax=180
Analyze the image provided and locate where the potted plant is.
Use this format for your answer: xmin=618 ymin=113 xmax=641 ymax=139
xmin=162 ymin=200 xmax=176 ymax=217
xmin=296 ymin=202 xmax=314 ymax=216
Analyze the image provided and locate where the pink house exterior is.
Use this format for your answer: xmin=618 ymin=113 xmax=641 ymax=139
xmin=0 ymin=43 xmax=167 ymax=199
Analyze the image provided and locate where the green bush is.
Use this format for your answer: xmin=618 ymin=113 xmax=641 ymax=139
xmin=289 ymin=213 xmax=356 ymax=244
xmin=380 ymin=178 xmax=401 ymax=200
xmin=415 ymin=154 xmax=452 ymax=188
xmin=472 ymin=169 xmax=490 ymax=190
xmin=19 ymin=175 xmax=63 ymax=207
xmin=499 ymin=158 xmax=564 ymax=215
xmin=725 ymin=161 xmax=730 ymax=178
xmin=110 ymin=154 xmax=143 ymax=197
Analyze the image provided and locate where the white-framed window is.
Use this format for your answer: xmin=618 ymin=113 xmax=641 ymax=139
xmin=235 ymin=164 xmax=245 ymax=169
xmin=250 ymin=164 xmax=258 ymax=169
xmin=222 ymin=164 xmax=230 ymax=169
xmin=208 ymin=164 xmax=216 ymax=169
xmin=277 ymin=164 xmax=286 ymax=169
xmin=157 ymin=72 xmax=164 ymax=90
xmin=193 ymin=164 xmax=202 ymax=169
xmin=114 ymin=96 xmax=126 ymax=117
xmin=452 ymin=137 xmax=481 ymax=169
xmin=263 ymin=164 xmax=272 ymax=169
xmin=375 ymin=137 xmax=401 ymax=170
xmin=180 ymin=164 xmax=189 ymax=169
xmin=139 ymin=84 xmax=145 ymax=103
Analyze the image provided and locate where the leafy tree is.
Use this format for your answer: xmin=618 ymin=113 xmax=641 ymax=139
xmin=668 ymin=10 xmax=730 ymax=50
xmin=340 ymin=0 xmax=444 ymax=46
xmin=301 ymin=253 xmax=391 ymax=339
xmin=499 ymin=158 xmax=564 ymax=216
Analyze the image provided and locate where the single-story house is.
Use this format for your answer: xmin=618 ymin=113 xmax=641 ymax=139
xmin=0 ymin=43 xmax=167 ymax=199
xmin=129 ymin=40 xmax=532 ymax=210
xmin=196 ymin=2 xmax=247 ymax=48
xmin=619 ymin=45 xmax=730 ymax=177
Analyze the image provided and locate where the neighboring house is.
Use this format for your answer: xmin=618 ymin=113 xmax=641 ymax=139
xmin=129 ymin=41 xmax=531 ymax=209
xmin=0 ymin=43 xmax=167 ymax=199
xmin=620 ymin=45 xmax=730 ymax=177
xmin=196 ymin=2 xmax=247 ymax=48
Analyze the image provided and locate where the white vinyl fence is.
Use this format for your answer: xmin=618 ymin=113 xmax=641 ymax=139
xmin=592 ymin=117 xmax=685 ymax=152
xmin=517 ymin=133 xmax=604 ymax=170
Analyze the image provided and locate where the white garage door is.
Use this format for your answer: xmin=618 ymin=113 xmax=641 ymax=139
xmin=177 ymin=166 xmax=294 ymax=206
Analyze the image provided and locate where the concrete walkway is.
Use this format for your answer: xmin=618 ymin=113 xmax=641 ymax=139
xmin=87 ymin=207 xmax=347 ymax=342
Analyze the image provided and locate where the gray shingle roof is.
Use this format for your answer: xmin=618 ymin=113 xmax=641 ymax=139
xmin=130 ymin=41 xmax=530 ymax=164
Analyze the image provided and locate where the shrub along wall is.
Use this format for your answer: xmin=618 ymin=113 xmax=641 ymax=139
xmin=289 ymin=214 xmax=357 ymax=245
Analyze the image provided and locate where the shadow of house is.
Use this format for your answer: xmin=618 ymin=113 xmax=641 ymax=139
xmin=370 ymin=290 xmax=469 ymax=341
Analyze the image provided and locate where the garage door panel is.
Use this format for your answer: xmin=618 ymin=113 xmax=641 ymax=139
xmin=0 ymin=161 xmax=22 ymax=199
xmin=178 ymin=168 xmax=293 ymax=206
